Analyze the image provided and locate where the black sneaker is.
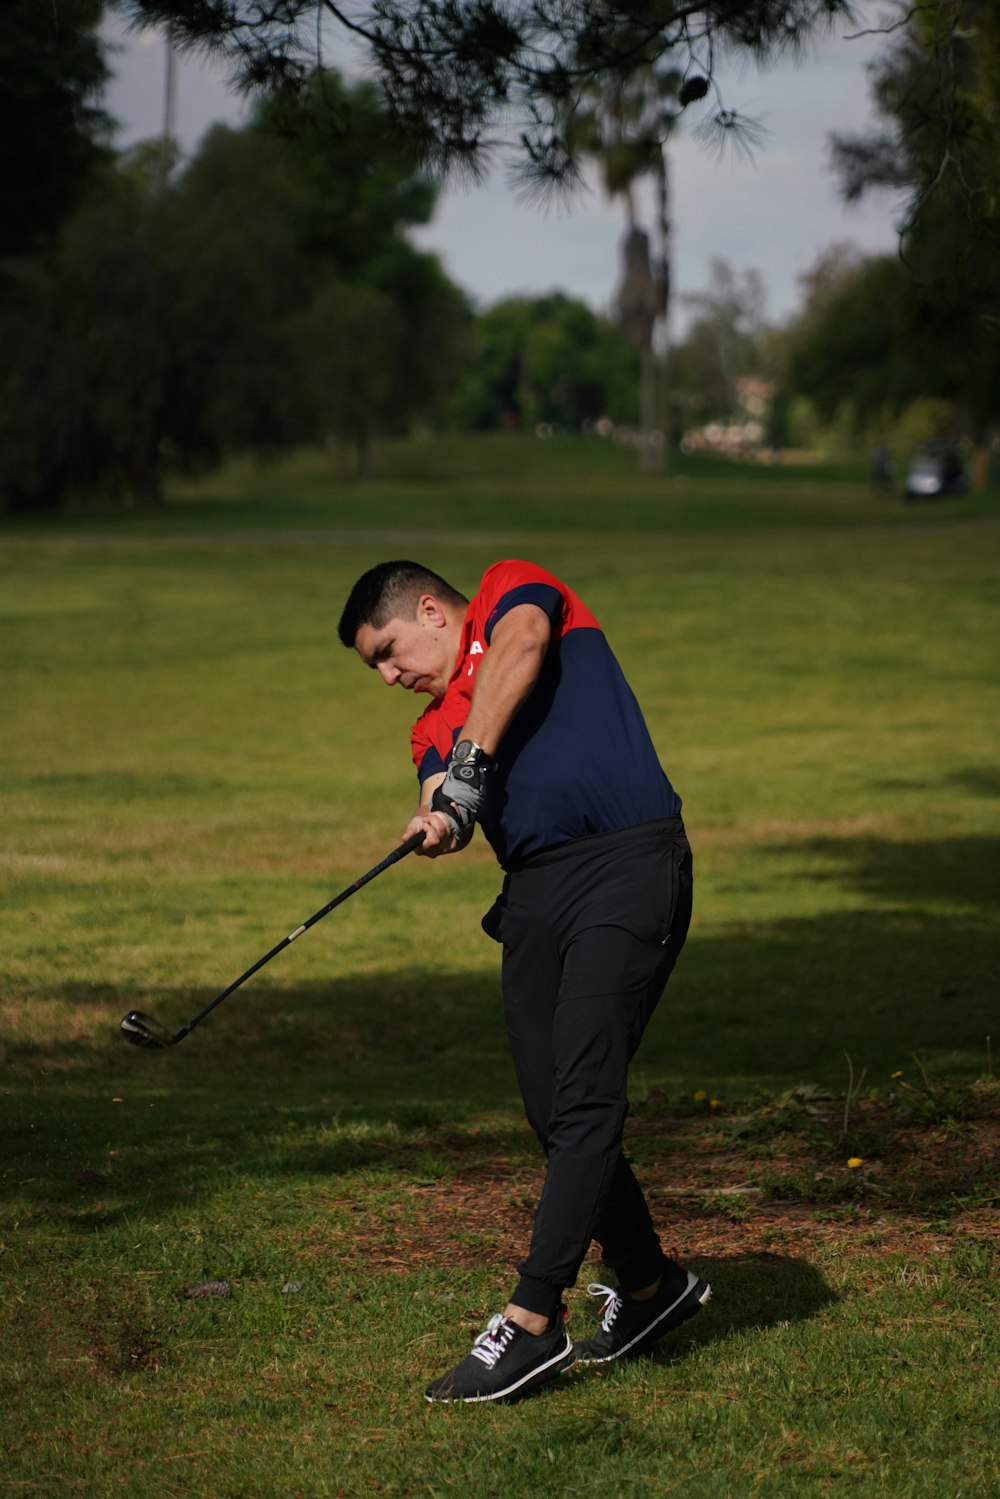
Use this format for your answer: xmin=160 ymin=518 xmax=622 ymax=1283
xmin=573 ymin=1265 xmax=711 ymax=1365
xmin=425 ymin=1310 xmax=575 ymax=1404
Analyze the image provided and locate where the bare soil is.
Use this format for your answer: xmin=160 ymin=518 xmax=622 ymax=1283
xmin=318 ymin=1097 xmax=1000 ymax=1276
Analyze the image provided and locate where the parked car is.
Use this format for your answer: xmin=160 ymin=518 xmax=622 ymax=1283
xmin=903 ymin=443 xmax=969 ymax=499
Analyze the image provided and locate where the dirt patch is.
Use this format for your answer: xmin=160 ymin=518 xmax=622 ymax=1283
xmin=313 ymin=1099 xmax=1000 ymax=1277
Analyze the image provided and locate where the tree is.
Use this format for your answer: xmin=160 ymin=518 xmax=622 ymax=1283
xmin=446 ymin=299 xmax=536 ymax=430
xmin=111 ymin=5 xmax=854 ymax=485
xmin=767 ymin=240 xmax=988 ymax=465
xmin=783 ymin=253 xmax=917 ymax=421
xmin=671 ymin=258 xmax=768 ymax=428
xmin=0 ymin=68 xmax=468 ymax=509
xmin=0 ymin=135 xmax=304 ymax=508
xmin=150 ymin=125 xmax=313 ymax=465
xmin=567 ymin=62 xmax=684 ymax=471
xmin=288 ymin=253 xmax=469 ymax=475
xmin=254 ymin=71 xmax=470 ymax=472
xmin=369 ymin=247 xmax=470 ymax=441
xmin=287 ymin=278 xmax=400 ymax=476
xmin=0 ymin=0 xmax=111 ymax=256
xmin=829 ymin=0 xmax=1000 ymax=483
xmin=115 ymin=0 xmax=853 ymax=181
xmin=445 ymin=294 xmax=639 ymax=433
xmin=518 ymin=296 xmax=640 ymax=430
xmin=831 ymin=0 xmax=1000 ymax=236
xmin=251 ymin=71 xmax=438 ymax=272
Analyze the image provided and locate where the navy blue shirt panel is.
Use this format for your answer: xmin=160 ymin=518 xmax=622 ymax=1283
xmin=478 ymin=628 xmax=680 ymax=868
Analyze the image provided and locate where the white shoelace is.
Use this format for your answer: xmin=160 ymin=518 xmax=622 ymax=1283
xmin=469 ymin=1314 xmax=518 ymax=1369
xmin=587 ymin=1283 xmax=623 ymax=1332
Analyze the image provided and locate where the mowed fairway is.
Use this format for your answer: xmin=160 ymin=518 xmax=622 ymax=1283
xmin=2 ymin=437 xmax=998 ymax=1496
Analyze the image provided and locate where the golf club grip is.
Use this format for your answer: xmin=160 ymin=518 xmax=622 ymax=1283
xmin=177 ymin=830 xmax=426 ymax=1037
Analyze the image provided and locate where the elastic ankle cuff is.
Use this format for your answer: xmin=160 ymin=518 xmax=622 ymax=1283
xmin=509 ymin=1277 xmax=564 ymax=1323
xmin=611 ymin=1249 xmax=673 ymax=1297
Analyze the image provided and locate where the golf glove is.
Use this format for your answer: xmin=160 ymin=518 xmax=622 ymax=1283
xmin=431 ymin=738 xmax=493 ymax=837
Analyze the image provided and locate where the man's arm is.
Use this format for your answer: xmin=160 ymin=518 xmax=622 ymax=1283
xmin=459 ymin=602 xmax=551 ymax=754
xmin=406 ymin=602 xmax=552 ymax=855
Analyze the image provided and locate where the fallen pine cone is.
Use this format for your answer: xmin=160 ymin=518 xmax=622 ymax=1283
xmin=185 ymin=1278 xmax=233 ymax=1299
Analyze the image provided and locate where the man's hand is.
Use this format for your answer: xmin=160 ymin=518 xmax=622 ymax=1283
xmin=403 ymin=807 xmax=462 ymax=857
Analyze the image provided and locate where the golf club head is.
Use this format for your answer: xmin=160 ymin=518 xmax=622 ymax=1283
xmin=120 ymin=1009 xmax=174 ymax=1049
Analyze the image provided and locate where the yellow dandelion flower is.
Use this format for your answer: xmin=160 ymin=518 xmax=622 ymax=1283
xmin=693 ymin=1089 xmax=708 ymax=1102
xmin=710 ymin=1099 xmax=721 ymax=1110
xmin=847 ymin=1157 xmax=863 ymax=1169
xmin=891 ymin=1070 xmax=903 ymax=1079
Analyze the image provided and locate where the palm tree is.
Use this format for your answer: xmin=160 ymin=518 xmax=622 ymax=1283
xmin=567 ymin=65 xmax=682 ymax=471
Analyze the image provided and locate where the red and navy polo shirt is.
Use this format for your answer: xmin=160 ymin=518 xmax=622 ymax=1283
xmin=410 ymin=560 xmax=681 ymax=868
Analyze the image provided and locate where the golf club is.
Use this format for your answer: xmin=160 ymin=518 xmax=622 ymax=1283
xmin=120 ymin=829 xmax=425 ymax=1050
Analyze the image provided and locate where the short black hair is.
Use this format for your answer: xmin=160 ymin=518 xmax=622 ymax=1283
xmin=337 ymin=560 xmax=468 ymax=647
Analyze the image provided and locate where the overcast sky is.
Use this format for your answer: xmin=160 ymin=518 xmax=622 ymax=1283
xmin=102 ymin=8 xmax=905 ymax=331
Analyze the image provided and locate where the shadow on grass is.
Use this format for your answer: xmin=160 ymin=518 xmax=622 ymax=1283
xmin=874 ymin=766 xmax=1000 ymax=802
xmin=2 ymin=830 xmax=997 ymax=1227
xmin=527 ymin=1255 xmax=836 ymax=1410
xmin=769 ymin=828 xmax=1000 ymax=913
xmin=658 ymin=1252 xmax=835 ymax=1355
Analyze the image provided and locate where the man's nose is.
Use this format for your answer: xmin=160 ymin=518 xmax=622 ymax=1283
xmin=377 ymin=661 xmax=401 ymax=685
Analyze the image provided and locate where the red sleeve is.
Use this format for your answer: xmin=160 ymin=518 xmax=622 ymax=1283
xmin=478 ymin=560 xmax=599 ymax=643
xmin=410 ymin=702 xmax=453 ymax=783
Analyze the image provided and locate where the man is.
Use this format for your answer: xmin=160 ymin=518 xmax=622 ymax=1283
xmin=338 ymin=558 xmax=709 ymax=1404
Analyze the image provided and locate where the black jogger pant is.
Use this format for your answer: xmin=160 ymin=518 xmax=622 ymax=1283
xmin=486 ymin=816 xmax=693 ymax=1322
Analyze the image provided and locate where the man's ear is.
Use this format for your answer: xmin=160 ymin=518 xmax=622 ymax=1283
xmin=416 ymin=593 xmax=447 ymax=628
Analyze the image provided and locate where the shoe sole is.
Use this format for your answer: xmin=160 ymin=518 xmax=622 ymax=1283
xmin=425 ymin=1339 xmax=576 ymax=1404
xmin=574 ymin=1275 xmax=712 ymax=1365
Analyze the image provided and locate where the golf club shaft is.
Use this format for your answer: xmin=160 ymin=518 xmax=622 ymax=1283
xmin=173 ymin=830 xmax=426 ymax=1042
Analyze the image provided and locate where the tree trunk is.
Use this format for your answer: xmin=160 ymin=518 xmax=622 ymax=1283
xmin=355 ymin=430 xmax=372 ymax=480
xmin=971 ymin=442 xmax=990 ymax=494
xmin=639 ymin=347 xmax=663 ymax=473
xmin=128 ymin=449 xmax=163 ymax=507
xmin=658 ymin=344 xmax=671 ymax=477
xmin=652 ymin=138 xmax=671 ymax=476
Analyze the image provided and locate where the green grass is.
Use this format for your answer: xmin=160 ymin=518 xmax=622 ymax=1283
xmin=2 ymin=434 xmax=999 ymax=1495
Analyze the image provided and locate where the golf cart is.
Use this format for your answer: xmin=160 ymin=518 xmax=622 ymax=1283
xmin=903 ymin=442 xmax=969 ymax=500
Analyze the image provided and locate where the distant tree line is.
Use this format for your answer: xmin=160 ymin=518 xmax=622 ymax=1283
xmin=2 ymin=0 xmax=996 ymax=509
xmin=669 ymin=1 xmax=999 ymax=486
xmin=824 ymin=0 xmax=1000 ymax=488
xmin=448 ymin=296 xmax=641 ymax=434
xmin=0 ymin=95 xmax=642 ymax=510
xmin=669 ymin=240 xmax=997 ymax=487
xmin=0 ymin=5 xmax=646 ymax=510
xmin=0 ymin=62 xmax=472 ymax=507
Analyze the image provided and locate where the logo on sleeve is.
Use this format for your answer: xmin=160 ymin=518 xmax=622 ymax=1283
xmin=467 ymin=639 xmax=485 ymax=677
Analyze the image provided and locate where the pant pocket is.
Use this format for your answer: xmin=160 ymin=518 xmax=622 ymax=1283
xmin=601 ymin=837 xmax=687 ymax=948
xmin=481 ymin=894 xmax=505 ymax=942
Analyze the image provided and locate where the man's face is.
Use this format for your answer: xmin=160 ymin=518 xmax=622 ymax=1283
xmin=354 ymin=599 xmax=455 ymax=699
